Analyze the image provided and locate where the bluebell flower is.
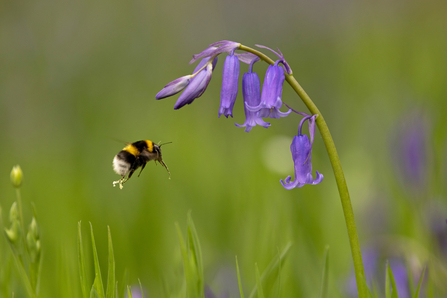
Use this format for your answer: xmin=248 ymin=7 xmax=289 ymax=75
xmin=155 ymin=75 xmax=191 ymax=99
xmin=391 ymin=110 xmax=430 ymax=194
xmin=235 ymin=60 xmax=270 ymax=132
xmin=218 ymin=50 xmax=239 ymax=118
xmin=155 ymin=54 xmax=213 ymax=106
xmin=246 ymin=60 xmax=291 ymax=119
xmin=280 ymin=114 xmax=323 ymax=189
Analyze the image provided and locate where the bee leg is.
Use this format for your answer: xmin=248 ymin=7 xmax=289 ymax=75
xmin=113 ymin=176 xmax=126 ymax=189
xmin=124 ymin=169 xmax=136 ymax=182
xmin=137 ymin=163 xmax=147 ymax=177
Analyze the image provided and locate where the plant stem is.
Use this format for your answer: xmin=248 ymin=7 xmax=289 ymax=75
xmin=239 ymin=44 xmax=368 ymax=298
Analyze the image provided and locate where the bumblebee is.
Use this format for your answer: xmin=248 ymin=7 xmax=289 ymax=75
xmin=112 ymin=140 xmax=171 ymax=189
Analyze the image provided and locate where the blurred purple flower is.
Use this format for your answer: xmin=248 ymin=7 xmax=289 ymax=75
xmin=281 ymin=114 xmax=323 ymax=189
xmin=205 ymin=286 xmax=229 ymax=298
xmin=391 ymin=111 xmax=430 ymax=194
xmin=125 ymin=285 xmax=146 ymax=298
xmin=346 ymin=246 xmax=426 ymax=298
xmin=218 ymin=51 xmax=239 ymax=118
xmin=246 ymin=60 xmax=291 ymax=119
xmin=389 ymin=259 xmax=411 ymax=298
xmin=424 ymin=200 xmax=447 ymax=256
xmin=235 ymin=60 xmax=271 ymax=132
xmin=204 ymin=265 xmax=238 ymax=298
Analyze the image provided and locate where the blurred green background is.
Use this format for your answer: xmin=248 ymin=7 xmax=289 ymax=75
xmin=1 ymin=0 xmax=447 ymax=296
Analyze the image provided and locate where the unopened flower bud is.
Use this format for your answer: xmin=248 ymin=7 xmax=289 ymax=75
xmin=5 ymin=220 xmax=21 ymax=244
xmin=9 ymin=202 xmax=19 ymax=222
xmin=29 ymin=217 xmax=39 ymax=240
xmin=10 ymin=165 xmax=23 ymax=188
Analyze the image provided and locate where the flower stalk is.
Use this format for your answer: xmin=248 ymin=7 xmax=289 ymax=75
xmin=239 ymin=44 xmax=368 ymax=298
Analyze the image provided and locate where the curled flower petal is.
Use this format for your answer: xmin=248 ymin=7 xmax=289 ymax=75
xmin=189 ymin=41 xmax=240 ymax=64
xmin=255 ymin=44 xmax=292 ymax=75
xmin=235 ymin=71 xmax=271 ymax=132
xmin=155 ymin=75 xmax=191 ymax=99
xmin=219 ymin=54 xmax=239 ymax=118
xmin=190 ymin=46 xmax=218 ymax=65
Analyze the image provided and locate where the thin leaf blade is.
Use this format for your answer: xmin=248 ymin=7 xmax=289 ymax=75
xmin=248 ymin=242 xmax=292 ymax=298
xmin=235 ymin=256 xmax=245 ymax=298
xmin=255 ymin=263 xmax=265 ymax=298
xmin=106 ymin=226 xmax=116 ymax=298
xmin=90 ymin=222 xmax=105 ymax=298
xmin=78 ymin=221 xmax=89 ymax=298
xmin=413 ymin=267 xmax=426 ymax=298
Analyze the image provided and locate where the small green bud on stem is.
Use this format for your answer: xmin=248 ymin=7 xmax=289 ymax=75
xmin=10 ymin=165 xmax=23 ymax=188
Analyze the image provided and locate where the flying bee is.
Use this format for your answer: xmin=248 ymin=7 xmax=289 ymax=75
xmin=112 ymin=140 xmax=171 ymax=189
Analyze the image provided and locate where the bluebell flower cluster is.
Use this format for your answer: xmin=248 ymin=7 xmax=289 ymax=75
xmin=156 ymin=40 xmax=323 ymax=189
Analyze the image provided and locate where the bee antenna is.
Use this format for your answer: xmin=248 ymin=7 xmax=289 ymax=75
xmin=158 ymin=141 xmax=173 ymax=147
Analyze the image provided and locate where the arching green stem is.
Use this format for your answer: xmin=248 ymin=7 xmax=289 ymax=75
xmin=239 ymin=44 xmax=368 ymax=298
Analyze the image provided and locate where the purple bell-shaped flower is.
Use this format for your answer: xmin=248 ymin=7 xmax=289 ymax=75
xmin=281 ymin=114 xmax=323 ymax=189
xmin=246 ymin=60 xmax=291 ymax=119
xmin=235 ymin=59 xmax=270 ymax=132
xmin=218 ymin=51 xmax=240 ymax=118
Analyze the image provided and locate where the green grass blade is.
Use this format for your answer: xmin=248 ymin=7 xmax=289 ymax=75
xmin=235 ymin=256 xmax=245 ymax=298
xmin=187 ymin=212 xmax=204 ymax=297
xmin=119 ymin=269 xmax=129 ymax=298
xmin=413 ymin=266 xmax=426 ymax=298
xmin=78 ymin=222 xmax=89 ymax=298
xmin=106 ymin=226 xmax=116 ymax=298
xmin=176 ymin=222 xmax=195 ymax=298
xmin=386 ymin=261 xmax=399 ymax=298
xmin=138 ymin=279 xmax=145 ymax=298
xmin=254 ymin=263 xmax=265 ymax=298
xmin=248 ymin=242 xmax=292 ymax=298
xmin=385 ymin=260 xmax=391 ymax=298
xmin=319 ymin=246 xmax=330 ymax=298
xmin=90 ymin=286 xmax=100 ymax=298
xmin=90 ymin=222 xmax=105 ymax=298
xmin=127 ymin=285 xmax=133 ymax=298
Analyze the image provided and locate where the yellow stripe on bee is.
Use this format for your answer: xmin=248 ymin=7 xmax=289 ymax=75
xmin=123 ymin=144 xmax=140 ymax=156
xmin=145 ymin=140 xmax=154 ymax=152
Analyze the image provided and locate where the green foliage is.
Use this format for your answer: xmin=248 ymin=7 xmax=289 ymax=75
xmin=385 ymin=261 xmax=399 ymax=298
xmin=236 ymin=256 xmax=245 ymax=298
xmin=248 ymin=242 xmax=291 ymax=298
xmin=175 ymin=213 xmax=205 ymax=298
xmin=78 ymin=222 xmax=119 ymax=298
xmin=78 ymin=222 xmax=90 ymax=298
xmin=1 ymin=167 xmax=41 ymax=298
